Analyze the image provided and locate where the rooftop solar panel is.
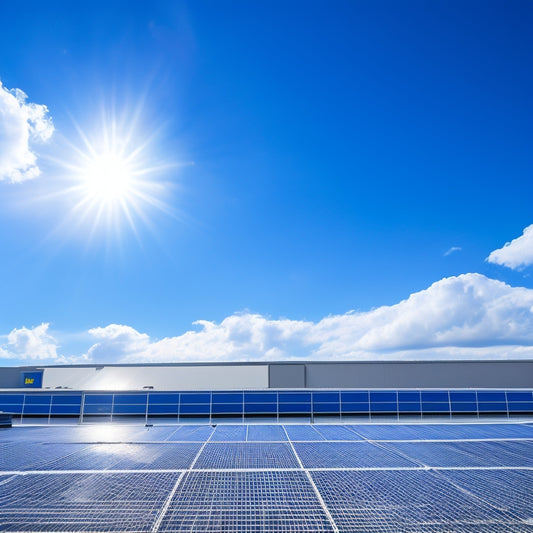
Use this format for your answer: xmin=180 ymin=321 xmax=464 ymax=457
xmin=294 ymin=441 xmax=418 ymax=469
xmin=311 ymin=469 xmax=528 ymax=533
xmin=1 ymin=421 xmax=532 ymax=532
xmin=314 ymin=425 xmax=364 ymax=441
xmin=351 ymin=422 xmax=533 ymax=441
xmin=0 ymin=472 xmax=180 ymax=532
xmin=158 ymin=471 xmax=334 ymax=532
xmin=42 ymin=443 xmax=202 ymax=471
xmin=209 ymin=425 xmax=247 ymax=441
xmin=0 ymin=442 xmax=89 ymax=471
xmin=385 ymin=440 xmax=533 ymax=468
xmin=193 ymin=442 xmax=300 ymax=469
xmin=283 ymin=425 xmax=325 ymax=441
xmin=166 ymin=425 xmax=214 ymax=442
xmin=0 ymin=425 xmax=179 ymax=443
xmin=246 ymin=425 xmax=287 ymax=441
xmin=437 ymin=469 xmax=533 ymax=521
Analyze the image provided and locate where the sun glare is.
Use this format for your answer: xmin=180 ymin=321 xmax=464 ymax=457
xmin=53 ymin=108 xmax=178 ymax=241
xmin=83 ymin=151 xmax=134 ymax=202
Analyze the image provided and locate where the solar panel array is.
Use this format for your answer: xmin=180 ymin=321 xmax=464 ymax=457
xmin=2 ymin=389 xmax=533 ymax=423
xmin=1 ymin=422 xmax=533 ymax=531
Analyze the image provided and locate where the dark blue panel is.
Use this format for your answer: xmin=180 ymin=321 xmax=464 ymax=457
xmin=84 ymin=394 xmax=113 ymax=405
xmin=180 ymin=404 xmax=210 ymax=415
xmin=313 ymin=392 xmax=339 ymax=403
xmin=211 ymin=403 xmax=242 ymax=415
xmin=113 ymin=404 xmax=147 ymax=415
xmin=0 ymin=403 xmax=23 ymax=414
xmin=22 ymin=395 xmax=51 ymax=405
xmin=341 ymin=402 xmax=369 ymax=413
xmin=83 ymin=404 xmax=113 ymax=414
xmin=147 ymin=393 xmax=180 ymax=404
xmin=23 ymin=404 xmax=50 ymax=415
xmin=477 ymin=391 xmax=506 ymax=402
xmin=50 ymin=405 xmax=81 ymax=415
xmin=180 ymin=393 xmax=210 ymax=404
xmin=113 ymin=394 xmax=148 ymax=404
xmin=244 ymin=392 xmax=277 ymax=403
xmin=370 ymin=391 xmax=396 ymax=402
xmin=421 ymin=391 xmax=449 ymax=402
xmin=506 ymin=391 xmax=533 ymax=402
xmin=279 ymin=392 xmax=311 ymax=403
xmin=0 ymin=394 xmax=24 ymax=404
xmin=313 ymin=403 xmax=340 ymax=413
xmin=398 ymin=402 xmax=421 ymax=413
xmin=451 ymin=402 xmax=478 ymax=412
xmin=478 ymin=402 xmax=507 ymax=412
xmin=51 ymin=395 xmax=82 ymax=405
xmin=341 ymin=391 xmax=368 ymax=402
xmin=212 ymin=393 xmax=242 ymax=404
xmin=244 ymin=403 xmax=277 ymax=414
xmin=278 ymin=402 xmax=311 ymax=413
xmin=398 ymin=391 xmax=420 ymax=402
xmin=508 ymin=402 xmax=533 ymax=412
xmin=422 ymin=402 xmax=450 ymax=412
xmin=148 ymin=404 xmax=179 ymax=415
xmin=370 ymin=402 xmax=397 ymax=413
xmin=450 ymin=391 xmax=477 ymax=402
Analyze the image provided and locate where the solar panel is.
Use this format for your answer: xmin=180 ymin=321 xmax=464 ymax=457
xmin=314 ymin=425 xmax=364 ymax=441
xmin=209 ymin=425 xmax=247 ymax=441
xmin=166 ymin=425 xmax=214 ymax=442
xmin=1 ymin=422 xmax=532 ymax=532
xmin=246 ymin=425 xmax=287 ymax=441
xmin=294 ymin=441 xmax=418 ymax=468
xmin=158 ymin=471 xmax=334 ymax=532
xmin=362 ymin=422 xmax=533 ymax=441
xmin=193 ymin=443 xmax=300 ymax=469
xmin=0 ymin=442 xmax=89 ymax=471
xmin=43 ymin=443 xmax=202 ymax=471
xmin=311 ymin=469 xmax=525 ymax=532
xmin=284 ymin=425 xmax=325 ymax=441
xmin=0 ymin=472 xmax=180 ymax=532
xmin=437 ymin=469 xmax=533 ymax=521
xmin=385 ymin=440 xmax=533 ymax=468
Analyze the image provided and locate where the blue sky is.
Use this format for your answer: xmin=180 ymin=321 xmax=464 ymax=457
xmin=1 ymin=1 xmax=533 ymax=365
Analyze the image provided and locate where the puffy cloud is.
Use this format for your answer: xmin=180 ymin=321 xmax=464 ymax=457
xmin=82 ymin=273 xmax=533 ymax=363
xmin=0 ymin=323 xmax=60 ymax=361
xmin=2 ymin=274 xmax=533 ymax=365
xmin=487 ymin=224 xmax=533 ymax=270
xmin=0 ymin=80 xmax=54 ymax=182
xmin=87 ymin=324 xmax=151 ymax=362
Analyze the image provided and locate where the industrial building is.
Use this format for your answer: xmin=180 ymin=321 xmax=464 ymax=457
xmin=1 ymin=360 xmax=533 ymax=531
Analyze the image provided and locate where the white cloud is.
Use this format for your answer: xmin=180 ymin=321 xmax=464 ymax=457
xmin=444 ymin=246 xmax=461 ymax=256
xmin=0 ymin=80 xmax=54 ymax=182
xmin=2 ymin=274 xmax=532 ymax=365
xmin=79 ymin=273 xmax=533 ymax=363
xmin=0 ymin=323 xmax=60 ymax=361
xmin=487 ymin=224 xmax=533 ymax=270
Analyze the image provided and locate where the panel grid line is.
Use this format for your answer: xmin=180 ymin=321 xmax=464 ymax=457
xmin=282 ymin=425 xmax=340 ymax=533
xmin=151 ymin=423 xmax=215 ymax=532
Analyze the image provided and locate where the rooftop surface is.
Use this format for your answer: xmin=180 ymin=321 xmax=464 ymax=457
xmin=1 ymin=421 xmax=533 ymax=531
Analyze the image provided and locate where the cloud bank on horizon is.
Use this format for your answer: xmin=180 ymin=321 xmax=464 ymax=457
xmin=0 ymin=81 xmax=54 ymax=182
xmin=2 ymin=272 xmax=533 ymax=365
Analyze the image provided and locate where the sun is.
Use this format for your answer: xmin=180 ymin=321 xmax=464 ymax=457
xmin=82 ymin=151 xmax=134 ymax=203
xmin=53 ymin=109 xmax=178 ymax=241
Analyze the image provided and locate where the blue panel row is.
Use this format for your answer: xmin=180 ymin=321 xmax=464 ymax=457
xmin=1 ymin=390 xmax=532 ymax=418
